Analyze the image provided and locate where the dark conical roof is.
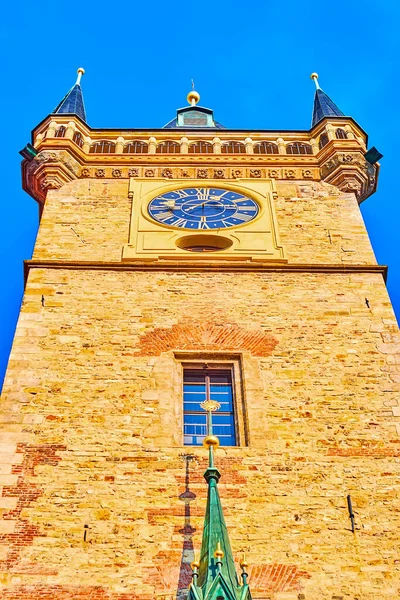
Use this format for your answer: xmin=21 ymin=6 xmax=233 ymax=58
xmin=53 ymin=69 xmax=86 ymax=122
xmin=312 ymin=87 xmax=344 ymax=128
xmin=311 ymin=73 xmax=344 ymax=127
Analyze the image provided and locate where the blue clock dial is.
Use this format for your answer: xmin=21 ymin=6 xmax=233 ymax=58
xmin=148 ymin=188 xmax=259 ymax=230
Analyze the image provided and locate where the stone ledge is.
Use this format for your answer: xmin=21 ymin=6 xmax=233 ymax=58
xmin=23 ymin=259 xmax=388 ymax=279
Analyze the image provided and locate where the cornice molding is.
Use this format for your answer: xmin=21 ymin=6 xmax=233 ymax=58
xmin=22 ymin=116 xmax=377 ymax=205
xmin=24 ymin=259 xmax=388 ymax=282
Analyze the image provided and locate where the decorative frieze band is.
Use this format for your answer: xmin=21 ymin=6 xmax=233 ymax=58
xmin=80 ymin=166 xmax=320 ymax=181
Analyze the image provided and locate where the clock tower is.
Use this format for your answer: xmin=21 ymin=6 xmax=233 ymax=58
xmin=1 ymin=69 xmax=399 ymax=600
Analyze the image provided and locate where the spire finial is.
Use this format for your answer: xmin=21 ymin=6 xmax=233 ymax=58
xmin=310 ymin=72 xmax=321 ymax=90
xmin=53 ymin=69 xmax=87 ymax=121
xmin=187 ymin=80 xmax=200 ymax=106
xmin=214 ymin=541 xmax=224 ymax=572
xmin=76 ymin=67 xmax=85 ymax=86
xmin=189 ymin=400 xmax=251 ymax=600
xmin=240 ymin=553 xmax=249 ymax=586
xmin=190 ymin=553 xmax=200 ymax=584
xmin=310 ymin=73 xmax=344 ymax=127
xmin=201 ymin=399 xmax=221 ymax=468
xmin=214 ymin=541 xmax=224 ymax=560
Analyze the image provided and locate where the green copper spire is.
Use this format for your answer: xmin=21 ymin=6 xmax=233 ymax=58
xmin=189 ymin=401 xmax=252 ymax=600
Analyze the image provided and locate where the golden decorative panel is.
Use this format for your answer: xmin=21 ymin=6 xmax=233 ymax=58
xmin=122 ymin=178 xmax=286 ymax=262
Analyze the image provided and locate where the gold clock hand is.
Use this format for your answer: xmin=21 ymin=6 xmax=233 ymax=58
xmin=186 ymin=200 xmax=223 ymax=211
xmin=160 ymin=200 xmax=176 ymax=210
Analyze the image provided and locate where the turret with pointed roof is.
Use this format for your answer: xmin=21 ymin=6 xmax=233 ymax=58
xmin=310 ymin=72 xmax=344 ymax=128
xmin=53 ymin=68 xmax=87 ymax=122
xmin=189 ymin=402 xmax=251 ymax=600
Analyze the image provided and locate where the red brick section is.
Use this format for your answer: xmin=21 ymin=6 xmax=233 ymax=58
xmin=0 ymin=443 xmax=66 ymax=571
xmin=327 ymin=448 xmax=400 ymax=457
xmin=249 ymin=563 xmax=311 ymax=593
xmin=174 ymin=456 xmax=248 ymax=485
xmin=1 ymin=568 xmax=311 ymax=599
xmin=143 ymin=551 xmax=311 ymax=597
xmin=0 ymin=587 xmax=149 ymax=599
xmin=324 ymin=439 xmax=400 ymax=457
xmin=134 ymin=321 xmax=278 ymax=357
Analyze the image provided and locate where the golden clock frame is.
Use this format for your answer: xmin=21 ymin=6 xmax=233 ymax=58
xmin=122 ymin=178 xmax=286 ymax=262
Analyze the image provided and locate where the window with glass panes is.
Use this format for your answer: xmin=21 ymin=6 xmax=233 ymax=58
xmin=183 ymin=369 xmax=236 ymax=446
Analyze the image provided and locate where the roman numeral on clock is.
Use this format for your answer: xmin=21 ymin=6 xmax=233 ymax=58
xmin=172 ymin=218 xmax=188 ymax=227
xmin=235 ymin=213 xmax=254 ymax=222
xmin=152 ymin=210 xmax=172 ymax=220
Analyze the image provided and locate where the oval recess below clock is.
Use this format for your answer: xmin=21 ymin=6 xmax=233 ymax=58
xmin=176 ymin=234 xmax=233 ymax=252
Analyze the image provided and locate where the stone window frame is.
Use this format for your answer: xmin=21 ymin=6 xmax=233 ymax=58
xmin=286 ymin=141 xmax=313 ymax=155
xmin=188 ymin=140 xmax=214 ymax=154
xmin=89 ymin=140 xmax=116 ymax=154
xmin=156 ymin=140 xmax=181 ymax=154
xmin=254 ymin=141 xmax=279 ymax=155
xmin=319 ymin=133 xmax=329 ymax=150
xmin=336 ymin=128 xmax=348 ymax=139
xmin=124 ymin=140 xmax=149 ymax=154
xmin=72 ymin=131 xmax=84 ymax=148
xmin=175 ymin=352 xmax=248 ymax=447
xmin=221 ymin=141 xmax=246 ymax=154
xmin=54 ymin=125 xmax=66 ymax=138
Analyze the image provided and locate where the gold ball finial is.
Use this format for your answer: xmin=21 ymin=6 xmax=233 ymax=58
xmin=214 ymin=541 xmax=224 ymax=560
xmin=190 ymin=559 xmax=200 ymax=571
xmin=203 ymin=434 xmax=220 ymax=449
xmin=187 ymin=90 xmax=200 ymax=106
xmin=310 ymin=72 xmax=318 ymax=81
xmin=240 ymin=553 xmax=249 ymax=570
xmin=76 ymin=68 xmax=85 ymax=85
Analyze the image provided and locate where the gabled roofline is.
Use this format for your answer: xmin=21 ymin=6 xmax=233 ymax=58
xmin=176 ymin=105 xmax=214 ymax=114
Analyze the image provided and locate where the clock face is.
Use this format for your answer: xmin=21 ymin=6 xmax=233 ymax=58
xmin=147 ymin=188 xmax=259 ymax=230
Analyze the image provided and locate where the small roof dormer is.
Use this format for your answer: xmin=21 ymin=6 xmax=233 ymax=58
xmin=163 ymin=84 xmax=225 ymax=129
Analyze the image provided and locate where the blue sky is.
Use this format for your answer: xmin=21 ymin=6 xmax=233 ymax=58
xmin=1 ymin=1 xmax=399 ymax=389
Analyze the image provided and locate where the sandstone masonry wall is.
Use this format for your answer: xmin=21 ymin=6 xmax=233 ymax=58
xmin=1 ymin=175 xmax=398 ymax=599
xmin=32 ymin=179 xmax=377 ymax=265
xmin=1 ymin=266 xmax=399 ymax=599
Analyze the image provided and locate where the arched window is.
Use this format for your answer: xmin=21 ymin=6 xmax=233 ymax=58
xmin=156 ymin=141 xmax=180 ymax=154
xmin=254 ymin=141 xmax=278 ymax=155
xmin=55 ymin=126 xmax=66 ymax=138
xmin=221 ymin=141 xmax=246 ymax=154
xmin=73 ymin=131 xmax=84 ymax=148
xmin=319 ymin=134 xmax=329 ymax=150
xmin=336 ymin=128 xmax=347 ymax=139
xmin=124 ymin=141 xmax=148 ymax=154
xmin=89 ymin=141 xmax=116 ymax=154
xmin=188 ymin=141 xmax=214 ymax=154
xmin=286 ymin=142 xmax=313 ymax=155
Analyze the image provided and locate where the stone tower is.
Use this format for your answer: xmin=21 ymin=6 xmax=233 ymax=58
xmin=1 ymin=69 xmax=399 ymax=599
